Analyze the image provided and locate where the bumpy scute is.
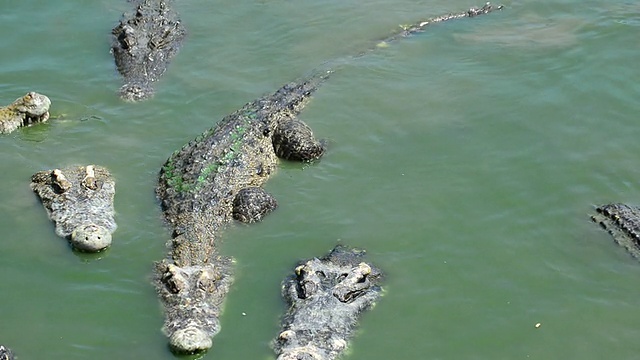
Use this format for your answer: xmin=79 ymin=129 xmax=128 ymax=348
xmin=232 ymin=187 xmax=278 ymax=223
xmin=111 ymin=0 xmax=186 ymax=101
xmin=592 ymin=203 xmax=640 ymax=259
xmin=273 ymin=119 xmax=325 ymax=161
xmin=154 ymin=68 xmax=329 ymax=353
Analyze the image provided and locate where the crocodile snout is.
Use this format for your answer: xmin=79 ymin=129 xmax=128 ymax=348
xmin=169 ymin=325 xmax=212 ymax=354
xmin=70 ymin=223 xmax=112 ymax=252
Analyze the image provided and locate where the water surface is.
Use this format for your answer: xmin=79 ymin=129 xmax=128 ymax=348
xmin=1 ymin=1 xmax=640 ymax=359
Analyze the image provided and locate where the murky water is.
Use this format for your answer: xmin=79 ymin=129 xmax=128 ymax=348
xmin=1 ymin=1 xmax=640 ymax=359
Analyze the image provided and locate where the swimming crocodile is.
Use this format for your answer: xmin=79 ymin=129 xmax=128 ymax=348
xmin=591 ymin=203 xmax=640 ymax=259
xmin=155 ymin=69 xmax=328 ymax=353
xmin=0 ymin=92 xmax=51 ymax=134
xmin=0 ymin=345 xmax=14 ymax=360
xmin=153 ymin=3 xmax=501 ymax=354
xmin=273 ymin=245 xmax=383 ymax=360
xmin=111 ymin=0 xmax=186 ymax=102
xmin=31 ymin=165 xmax=117 ymax=252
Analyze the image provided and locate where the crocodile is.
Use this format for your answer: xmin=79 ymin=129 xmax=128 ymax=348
xmin=0 ymin=92 xmax=51 ymax=134
xmin=31 ymin=165 xmax=117 ymax=252
xmin=0 ymin=345 xmax=14 ymax=360
xmin=154 ymin=69 xmax=328 ymax=353
xmin=153 ymin=3 xmax=501 ymax=354
xmin=591 ymin=203 xmax=640 ymax=259
xmin=111 ymin=0 xmax=186 ymax=102
xmin=273 ymin=245 xmax=383 ymax=360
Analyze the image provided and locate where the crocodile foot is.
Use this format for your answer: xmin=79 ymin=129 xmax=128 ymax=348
xmin=273 ymin=118 xmax=325 ymax=161
xmin=232 ymin=187 xmax=278 ymax=223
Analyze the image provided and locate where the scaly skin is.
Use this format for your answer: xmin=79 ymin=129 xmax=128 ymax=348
xmin=111 ymin=0 xmax=186 ymax=102
xmin=0 ymin=345 xmax=14 ymax=360
xmin=155 ymin=71 xmax=328 ymax=354
xmin=273 ymin=246 xmax=383 ymax=360
xmin=0 ymin=92 xmax=51 ymax=134
xmin=153 ymin=3 xmax=502 ymax=354
xmin=592 ymin=203 xmax=640 ymax=259
xmin=31 ymin=165 xmax=117 ymax=252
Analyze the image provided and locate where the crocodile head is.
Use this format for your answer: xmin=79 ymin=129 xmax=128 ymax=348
xmin=12 ymin=92 xmax=51 ymax=125
xmin=274 ymin=246 xmax=383 ymax=360
xmin=156 ymin=260 xmax=233 ymax=354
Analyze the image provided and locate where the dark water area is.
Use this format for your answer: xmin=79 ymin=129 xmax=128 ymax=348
xmin=1 ymin=1 xmax=640 ymax=359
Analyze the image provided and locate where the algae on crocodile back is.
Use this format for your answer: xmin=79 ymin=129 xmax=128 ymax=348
xmin=162 ymin=117 xmax=251 ymax=194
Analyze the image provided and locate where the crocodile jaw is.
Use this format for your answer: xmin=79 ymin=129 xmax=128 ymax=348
xmin=70 ymin=223 xmax=112 ymax=252
xmin=169 ymin=324 xmax=212 ymax=354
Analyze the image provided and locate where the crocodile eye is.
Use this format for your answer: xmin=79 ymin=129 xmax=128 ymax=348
xmin=25 ymin=94 xmax=32 ymax=100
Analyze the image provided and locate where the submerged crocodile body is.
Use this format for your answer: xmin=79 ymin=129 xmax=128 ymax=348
xmin=0 ymin=92 xmax=51 ymax=134
xmin=111 ymin=0 xmax=186 ymax=102
xmin=153 ymin=3 xmax=501 ymax=354
xmin=273 ymin=245 xmax=383 ymax=360
xmin=31 ymin=165 xmax=117 ymax=252
xmin=591 ymin=203 xmax=640 ymax=258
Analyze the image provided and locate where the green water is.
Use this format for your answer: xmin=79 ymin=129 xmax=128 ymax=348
xmin=1 ymin=0 xmax=640 ymax=358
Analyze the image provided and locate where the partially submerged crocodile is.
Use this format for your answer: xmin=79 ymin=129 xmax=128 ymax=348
xmin=154 ymin=3 xmax=501 ymax=354
xmin=0 ymin=345 xmax=14 ymax=360
xmin=273 ymin=245 xmax=383 ymax=360
xmin=0 ymin=92 xmax=51 ymax=134
xmin=31 ymin=165 xmax=117 ymax=252
xmin=155 ymin=69 xmax=328 ymax=353
xmin=591 ymin=203 xmax=640 ymax=258
xmin=111 ymin=0 xmax=186 ymax=102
